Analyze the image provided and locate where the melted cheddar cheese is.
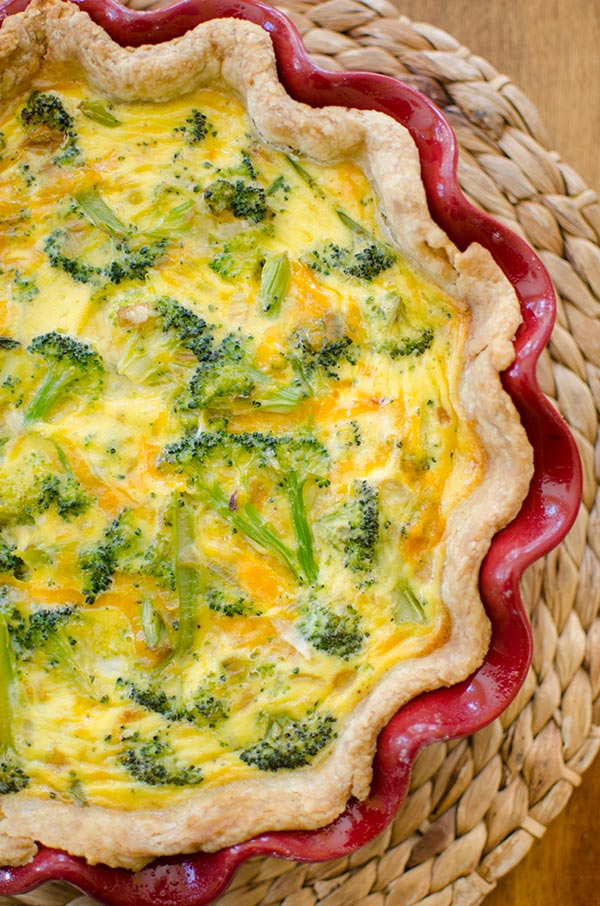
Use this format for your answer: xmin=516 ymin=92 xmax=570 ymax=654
xmin=0 ymin=70 xmax=484 ymax=808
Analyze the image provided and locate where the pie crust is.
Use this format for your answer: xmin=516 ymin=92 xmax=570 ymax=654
xmin=0 ymin=0 xmax=533 ymax=870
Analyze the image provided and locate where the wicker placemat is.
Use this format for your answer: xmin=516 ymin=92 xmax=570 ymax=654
xmin=3 ymin=1 xmax=600 ymax=904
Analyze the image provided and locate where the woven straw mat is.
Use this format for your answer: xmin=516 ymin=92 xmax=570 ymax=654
xmin=3 ymin=1 xmax=600 ymax=904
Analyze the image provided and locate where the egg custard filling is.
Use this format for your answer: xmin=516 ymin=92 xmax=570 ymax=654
xmin=0 ymin=0 xmax=533 ymax=870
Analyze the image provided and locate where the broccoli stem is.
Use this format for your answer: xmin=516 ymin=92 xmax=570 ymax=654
xmin=0 ymin=615 xmax=28 ymax=793
xmin=0 ymin=613 xmax=14 ymax=754
xmin=50 ymin=438 xmax=72 ymax=473
xmin=75 ymin=187 xmax=127 ymax=236
xmin=253 ymin=383 xmax=307 ymax=412
xmin=200 ymin=482 xmax=301 ymax=582
xmin=336 ymin=208 xmax=372 ymax=240
xmin=171 ymin=495 xmax=200 ymax=661
xmin=25 ymin=364 xmax=78 ymax=423
xmin=46 ymin=630 xmax=95 ymax=697
xmin=285 ymin=474 xmax=318 ymax=585
xmin=259 ymin=252 xmax=290 ymax=315
xmin=394 ymin=582 xmax=427 ymax=624
xmin=146 ymin=200 xmax=194 ymax=239
xmin=141 ymin=598 xmax=166 ymax=650
xmin=285 ymin=155 xmax=325 ymax=198
xmin=78 ymin=99 xmax=121 ymax=128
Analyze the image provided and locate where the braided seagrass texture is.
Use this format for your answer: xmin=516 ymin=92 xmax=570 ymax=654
xmin=3 ymin=1 xmax=600 ymax=904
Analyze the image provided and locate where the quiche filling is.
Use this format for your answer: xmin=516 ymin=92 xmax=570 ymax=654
xmin=0 ymin=72 xmax=486 ymax=808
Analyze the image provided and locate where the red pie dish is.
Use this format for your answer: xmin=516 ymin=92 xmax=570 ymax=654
xmin=0 ymin=1 xmax=582 ymax=903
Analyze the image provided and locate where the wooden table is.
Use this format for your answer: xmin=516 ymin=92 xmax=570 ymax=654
xmin=393 ymin=2 xmax=600 ymax=903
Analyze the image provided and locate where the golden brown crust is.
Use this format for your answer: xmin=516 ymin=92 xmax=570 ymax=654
xmin=0 ymin=0 xmax=533 ymax=869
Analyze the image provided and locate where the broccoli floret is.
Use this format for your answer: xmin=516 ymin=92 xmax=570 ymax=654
xmin=316 ymin=209 xmax=397 ymax=280
xmin=0 ymin=473 xmax=90 ymax=526
xmin=161 ymin=430 xmax=227 ymax=475
xmin=120 ymin=732 xmax=203 ymax=787
xmin=192 ymin=686 xmax=229 ymax=728
xmin=321 ymin=480 xmax=379 ymax=581
xmin=104 ymin=238 xmax=167 ymax=284
xmin=20 ymin=91 xmax=80 ymax=165
xmin=0 ymin=756 xmax=29 ymax=794
xmin=0 ymin=375 xmax=23 ymax=413
xmin=51 ymin=475 xmax=92 ymax=519
xmin=218 ymin=151 xmax=259 ymax=181
xmin=175 ymin=109 xmax=212 ymax=145
xmin=348 ymin=244 xmax=396 ymax=280
xmin=298 ymin=601 xmax=365 ymax=659
xmin=161 ymin=431 xmax=330 ymax=584
xmin=0 ymin=442 xmax=92 ymax=528
xmin=239 ymin=711 xmax=336 ymax=771
xmin=0 ymin=339 xmax=22 ymax=412
xmin=119 ymin=679 xmax=175 ymax=718
xmin=10 ymin=604 xmax=77 ymax=655
xmin=206 ymin=586 xmax=251 ymax=617
xmin=208 ymin=244 xmax=244 ymax=280
xmin=53 ymin=142 xmax=80 ymax=166
xmin=187 ymin=334 xmax=260 ymax=410
xmin=78 ymin=511 xmax=137 ymax=604
xmin=25 ymin=331 xmax=104 ymax=423
xmin=12 ymin=271 xmax=39 ymax=303
xmin=362 ymin=291 xmax=436 ymax=358
xmin=115 ymin=296 xmax=212 ymax=389
xmin=343 ymin=480 xmax=379 ymax=573
xmin=45 ymin=231 xmax=167 ymax=286
xmin=119 ymin=295 xmax=300 ymax=412
xmin=120 ymin=677 xmax=229 ymax=729
xmin=155 ymin=296 xmax=214 ymax=361
xmin=20 ymin=91 xmax=74 ymax=136
xmin=266 ymin=174 xmax=291 ymax=199
xmin=308 ymin=241 xmax=395 ymax=282
xmin=0 ymin=538 xmax=27 ymax=580
xmin=290 ymin=330 xmax=356 ymax=388
xmin=382 ymin=327 xmax=434 ymax=359
xmin=186 ymin=328 xmax=306 ymax=414
xmin=204 ymin=178 xmax=268 ymax=223
xmin=45 ymin=230 xmax=101 ymax=285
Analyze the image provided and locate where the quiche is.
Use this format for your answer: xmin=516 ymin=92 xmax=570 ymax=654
xmin=0 ymin=0 xmax=533 ymax=870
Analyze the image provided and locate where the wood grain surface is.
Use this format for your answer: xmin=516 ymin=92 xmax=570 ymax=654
xmin=392 ymin=2 xmax=600 ymax=904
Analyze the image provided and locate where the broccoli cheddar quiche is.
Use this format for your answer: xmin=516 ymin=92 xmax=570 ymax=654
xmin=0 ymin=0 xmax=533 ymax=870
